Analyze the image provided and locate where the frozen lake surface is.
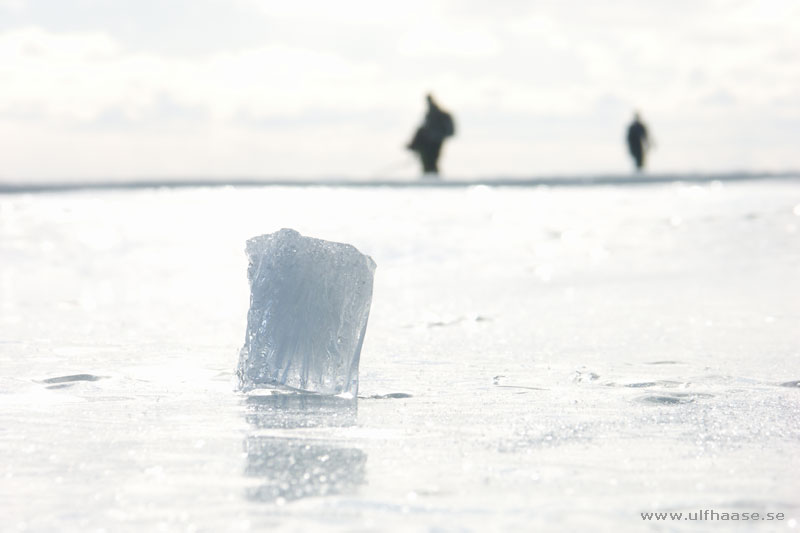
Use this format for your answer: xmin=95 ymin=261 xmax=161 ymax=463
xmin=1 ymin=177 xmax=799 ymax=531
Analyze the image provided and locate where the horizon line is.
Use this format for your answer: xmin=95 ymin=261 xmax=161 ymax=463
xmin=1 ymin=171 xmax=798 ymax=194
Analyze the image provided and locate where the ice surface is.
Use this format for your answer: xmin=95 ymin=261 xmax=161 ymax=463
xmin=2 ymin=180 xmax=800 ymax=532
xmin=237 ymin=229 xmax=376 ymax=396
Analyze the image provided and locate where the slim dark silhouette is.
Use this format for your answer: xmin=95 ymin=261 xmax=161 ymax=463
xmin=626 ymin=112 xmax=650 ymax=171
xmin=407 ymin=94 xmax=455 ymax=176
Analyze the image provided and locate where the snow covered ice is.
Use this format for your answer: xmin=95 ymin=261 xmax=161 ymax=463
xmin=237 ymin=228 xmax=376 ymax=396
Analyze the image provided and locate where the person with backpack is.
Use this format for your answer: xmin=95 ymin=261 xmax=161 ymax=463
xmin=407 ymin=94 xmax=455 ymax=176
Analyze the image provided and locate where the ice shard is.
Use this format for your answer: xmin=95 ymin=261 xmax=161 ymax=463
xmin=237 ymin=229 xmax=376 ymax=396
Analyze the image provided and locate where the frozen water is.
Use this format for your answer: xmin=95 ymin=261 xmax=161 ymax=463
xmin=237 ymin=229 xmax=376 ymax=396
xmin=1 ymin=177 xmax=799 ymax=532
xmin=244 ymin=395 xmax=364 ymax=502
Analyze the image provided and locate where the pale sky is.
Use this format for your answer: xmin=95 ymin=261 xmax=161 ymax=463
xmin=1 ymin=0 xmax=798 ymax=181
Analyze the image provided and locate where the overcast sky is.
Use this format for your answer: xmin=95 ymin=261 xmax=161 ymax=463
xmin=1 ymin=0 xmax=798 ymax=180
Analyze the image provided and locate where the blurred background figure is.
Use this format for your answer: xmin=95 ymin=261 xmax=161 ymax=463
xmin=626 ymin=112 xmax=651 ymax=171
xmin=407 ymin=94 xmax=455 ymax=177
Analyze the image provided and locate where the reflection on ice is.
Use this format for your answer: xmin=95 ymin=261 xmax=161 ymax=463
xmin=244 ymin=437 xmax=367 ymax=503
xmin=244 ymin=393 xmax=357 ymax=429
xmin=243 ymin=393 xmax=365 ymax=504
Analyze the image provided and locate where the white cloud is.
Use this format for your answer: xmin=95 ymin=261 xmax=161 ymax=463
xmin=397 ymin=23 xmax=501 ymax=59
xmin=0 ymin=28 xmax=384 ymax=121
xmin=0 ymin=0 xmax=25 ymax=10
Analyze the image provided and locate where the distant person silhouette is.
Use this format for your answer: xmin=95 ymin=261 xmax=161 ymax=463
xmin=407 ymin=94 xmax=455 ymax=176
xmin=626 ymin=112 xmax=650 ymax=171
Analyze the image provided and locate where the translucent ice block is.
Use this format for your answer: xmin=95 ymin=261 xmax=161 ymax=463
xmin=237 ymin=229 xmax=376 ymax=396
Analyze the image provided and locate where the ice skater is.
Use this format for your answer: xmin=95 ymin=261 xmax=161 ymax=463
xmin=407 ymin=94 xmax=455 ymax=176
xmin=626 ymin=111 xmax=651 ymax=171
